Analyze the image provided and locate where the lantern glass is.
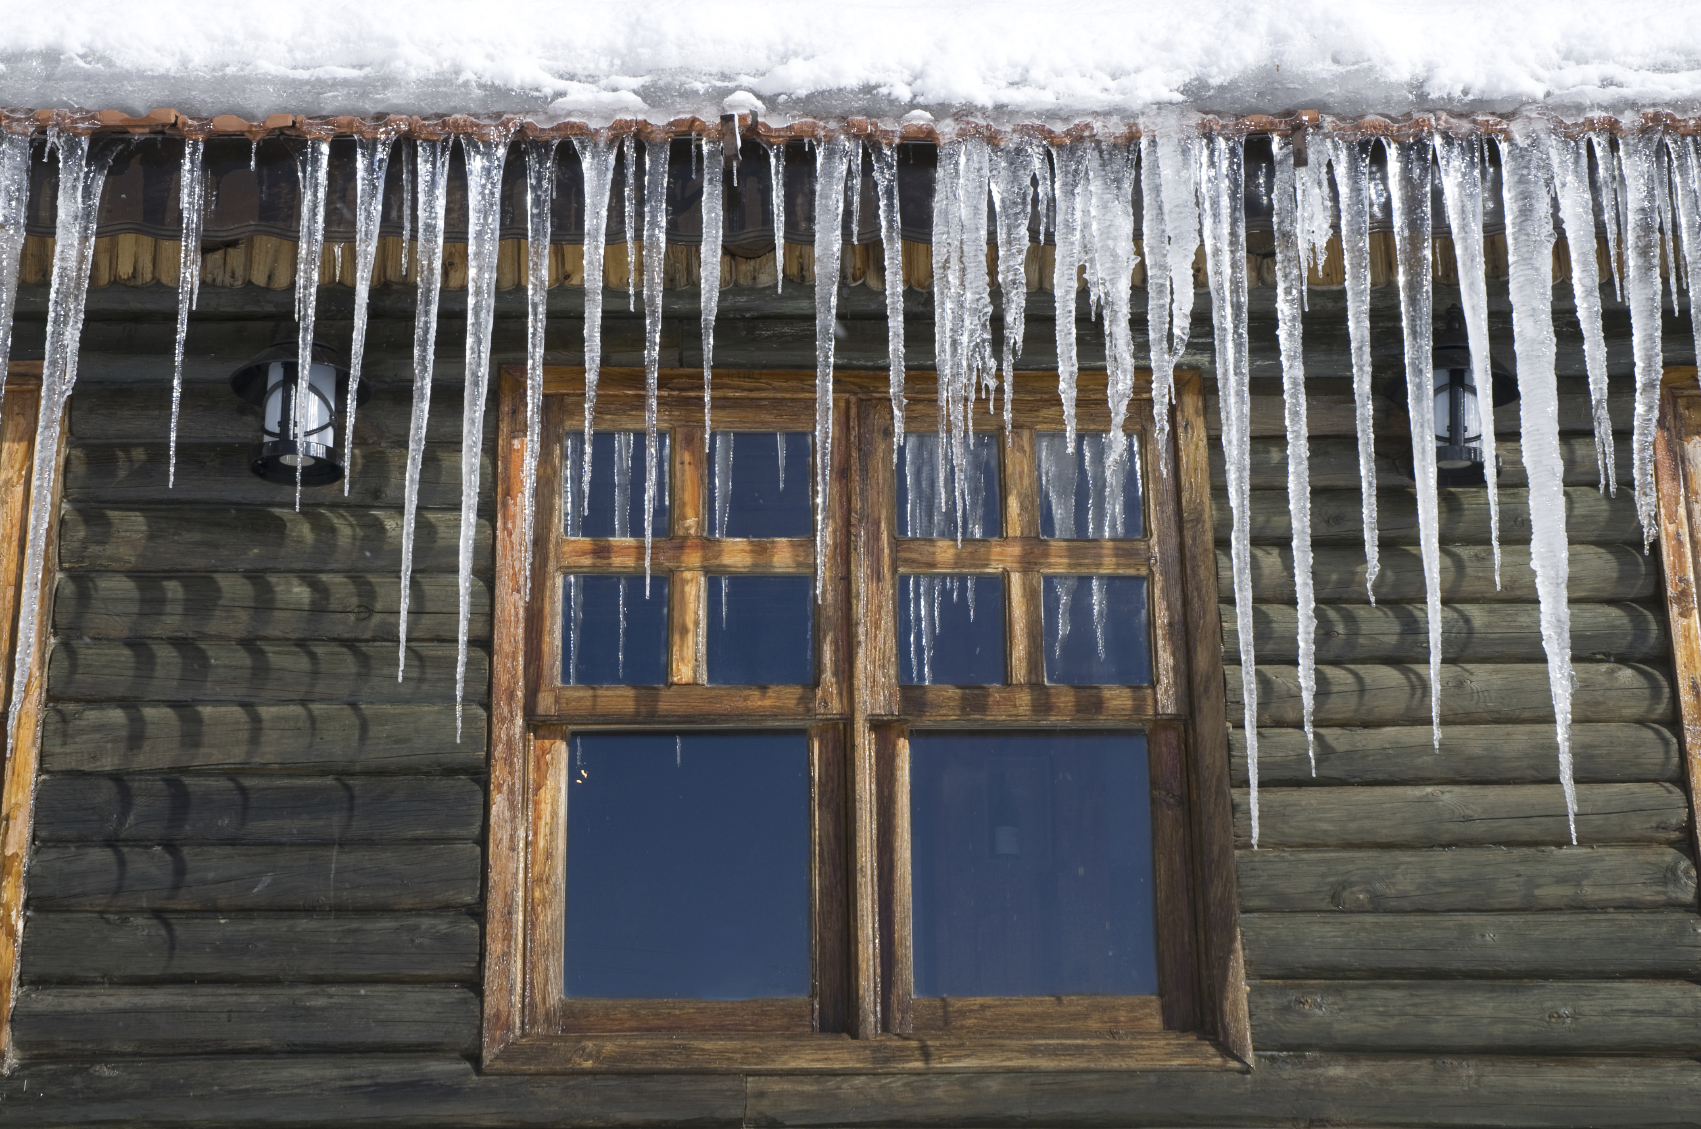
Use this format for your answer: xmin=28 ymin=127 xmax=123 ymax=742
xmin=1432 ymin=365 xmax=1482 ymax=470
xmin=262 ymin=360 xmax=339 ymax=458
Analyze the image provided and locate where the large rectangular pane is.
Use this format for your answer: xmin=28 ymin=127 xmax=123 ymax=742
xmin=563 ymin=575 xmax=668 ymax=686
xmin=707 ymin=575 xmax=815 ymax=685
xmin=909 ymin=731 xmax=1156 ymax=998
xmin=563 ymin=431 xmax=670 ymax=538
xmin=1043 ymin=575 xmax=1151 ymax=686
xmin=710 ymin=431 xmax=814 ymax=538
xmin=899 ymin=574 xmax=1005 ymax=686
xmin=1038 ymin=432 xmax=1142 ymax=539
xmin=565 ymin=731 xmax=811 ymax=999
xmin=898 ymin=432 xmax=1001 ymax=539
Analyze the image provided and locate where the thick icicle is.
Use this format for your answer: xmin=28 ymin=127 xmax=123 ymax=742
xmin=1141 ymin=120 xmax=1202 ymax=464
xmin=168 ymin=136 xmax=206 ymax=488
xmin=572 ymin=136 xmax=618 ymax=505
xmin=770 ymin=141 xmax=787 ymax=293
xmin=0 ymin=129 xmax=27 ymax=400
xmin=1620 ymin=128 xmax=1668 ymax=548
xmin=1082 ymin=143 xmax=1141 ymax=467
xmin=641 ymin=137 xmax=670 ymax=581
xmin=1271 ymin=135 xmax=1317 ymax=771
xmin=1592 ymin=131 xmax=1625 ymax=303
xmin=454 ymin=133 xmax=513 ymax=738
xmin=932 ymin=136 xmax=995 ymax=515
xmin=623 ymin=135 xmax=638 ymax=312
xmin=1385 ymin=135 xmax=1444 ymax=748
xmin=1139 ymin=134 xmax=1174 ymax=464
xmin=1668 ymin=134 xmax=1701 ymax=401
xmin=396 ymin=139 xmax=451 ymax=681
xmin=991 ymin=140 xmax=1038 ymax=436
xmin=1051 ymin=143 xmax=1085 ymax=448
xmin=1550 ymin=131 xmax=1617 ymax=495
xmin=813 ymin=136 xmax=854 ymax=597
xmin=1329 ymin=136 xmax=1381 ymax=601
xmin=342 ymin=132 xmax=397 ymax=495
xmin=290 ymin=136 xmax=331 ymax=512
xmin=1295 ymin=132 xmax=1334 ymax=308
xmin=1501 ymin=122 xmax=1579 ymax=845
xmin=400 ymin=142 xmax=413 ymax=279
xmin=522 ymin=138 xmax=558 ymax=579
xmin=1657 ymin=141 xmax=1679 ymax=313
xmin=700 ymin=136 xmax=724 ymax=436
xmin=871 ymin=141 xmax=906 ymax=446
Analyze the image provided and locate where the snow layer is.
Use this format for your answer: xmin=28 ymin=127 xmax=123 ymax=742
xmin=5 ymin=1 xmax=1701 ymax=123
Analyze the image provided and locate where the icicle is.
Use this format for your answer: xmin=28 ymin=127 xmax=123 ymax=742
xmin=1329 ymin=136 xmax=1381 ymax=601
xmin=623 ymin=135 xmax=638 ymax=312
xmin=400 ymin=142 xmax=413 ymax=280
xmin=396 ymin=138 xmax=451 ymax=682
xmin=813 ymin=136 xmax=854 ymax=599
xmin=776 ymin=431 xmax=786 ymax=491
xmin=991 ymin=140 xmax=1037 ymax=437
xmin=522 ymin=138 xmax=558 ymax=580
xmin=713 ymin=431 xmax=734 ymax=539
xmin=1549 ymin=131 xmax=1617 ymax=496
xmin=166 ymin=136 xmax=207 ymax=489
xmin=0 ymin=129 xmax=26 ymax=404
xmin=700 ymin=135 xmax=724 ymax=436
xmin=1657 ymin=140 xmax=1679 ymax=314
xmin=341 ymin=133 xmax=396 ymax=496
xmin=641 ymin=137 xmax=670 ymax=584
xmin=572 ymin=136 xmax=618 ymax=506
xmin=1141 ymin=119 xmax=1201 ymax=467
xmin=1668 ymin=134 xmax=1701 ymax=407
xmin=849 ymin=141 xmax=863 ymax=240
xmin=249 ymin=138 xmax=258 ymax=173
xmin=770 ymin=141 xmax=787 ymax=293
xmin=1271 ymin=134 xmax=1317 ymax=773
xmin=1082 ymin=143 xmax=1141 ymax=469
xmin=932 ymin=136 xmax=996 ymax=519
xmin=1051 ymin=143 xmax=1086 ymax=449
xmin=1621 ymin=128 xmax=1668 ymax=549
xmin=1501 ymin=122 xmax=1579 ymax=845
xmin=1592 ymin=131 xmax=1624 ymax=303
xmin=872 ymin=141 xmax=906 ymax=447
xmin=290 ymin=136 xmax=331 ymax=512
xmin=1295 ymin=130 xmax=1334 ymax=310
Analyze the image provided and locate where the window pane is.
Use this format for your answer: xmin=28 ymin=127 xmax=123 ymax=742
xmin=563 ymin=431 xmax=670 ymax=538
xmin=909 ymin=731 xmax=1156 ymax=997
xmin=898 ymin=432 xmax=1001 ymax=539
xmin=707 ymin=575 xmax=814 ymax=685
xmin=563 ymin=575 xmax=668 ymax=686
xmin=1038 ymin=432 xmax=1142 ymax=539
xmin=1044 ymin=575 xmax=1151 ymax=686
xmin=565 ymin=731 xmax=811 ymax=999
xmin=710 ymin=431 xmax=814 ymax=538
xmin=899 ymin=574 xmax=1005 ymax=686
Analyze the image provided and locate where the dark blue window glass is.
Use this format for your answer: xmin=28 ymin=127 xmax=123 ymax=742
xmin=1043 ymin=575 xmax=1150 ymax=686
xmin=909 ymin=731 xmax=1156 ymax=998
xmin=898 ymin=574 xmax=1005 ymax=686
xmin=707 ymin=575 xmax=814 ymax=685
xmin=709 ymin=431 xmax=814 ymax=538
xmin=897 ymin=432 xmax=1001 ymax=539
xmin=563 ymin=431 xmax=670 ymax=538
xmin=562 ymin=575 xmax=669 ymax=686
xmin=1037 ymin=432 xmax=1142 ymax=539
xmin=565 ymin=730 xmax=811 ymax=999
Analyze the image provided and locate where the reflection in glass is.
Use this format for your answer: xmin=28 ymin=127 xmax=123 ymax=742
xmin=909 ymin=731 xmax=1156 ymax=997
xmin=1038 ymin=432 xmax=1141 ymax=539
xmin=707 ymin=575 xmax=815 ymax=685
xmin=898 ymin=432 xmax=1001 ymax=539
xmin=710 ymin=431 xmax=814 ymax=538
xmin=899 ymin=574 xmax=1005 ymax=686
xmin=1044 ymin=575 xmax=1151 ymax=686
xmin=562 ymin=575 xmax=668 ymax=686
xmin=565 ymin=731 xmax=811 ymax=999
xmin=563 ymin=431 xmax=670 ymax=538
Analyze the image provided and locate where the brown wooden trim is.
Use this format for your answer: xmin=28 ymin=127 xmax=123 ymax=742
xmin=555 ymin=537 xmax=814 ymax=572
xmin=811 ymin=723 xmax=850 ymax=1034
xmin=897 ymin=685 xmax=1157 ymax=723
xmin=524 ymin=726 xmax=569 ymax=1029
xmin=533 ymin=684 xmax=822 ymax=722
xmin=1007 ymin=570 xmax=1046 ymax=686
xmin=555 ymin=998 xmax=812 ymax=1036
xmin=875 ymin=724 xmax=911 ymax=1035
xmin=894 ymin=540 xmax=1153 ymax=573
xmin=909 ymin=995 xmax=1163 ymax=1036
xmin=667 ymin=570 xmax=705 ymax=685
xmin=1653 ymin=373 xmax=1701 ymax=865
xmin=1148 ymin=720 xmax=1202 ymax=1031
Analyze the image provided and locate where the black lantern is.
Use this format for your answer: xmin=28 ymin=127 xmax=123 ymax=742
xmin=1386 ymin=304 xmax=1517 ymax=486
xmin=229 ymin=340 xmax=366 ymax=486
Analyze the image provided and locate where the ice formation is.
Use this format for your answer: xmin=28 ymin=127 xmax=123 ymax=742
xmin=813 ymin=136 xmax=853 ymax=596
xmin=871 ymin=141 xmax=906 ymax=445
xmin=932 ymin=136 xmax=996 ymax=502
xmin=641 ymin=137 xmax=669 ymax=580
xmin=699 ymin=135 xmax=724 ymax=435
xmin=769 ymin=142 xmax=786 ymax=294
xmin=991 ymin=141 xmax=1041 ymax=436
xmin=1328 ymin=135 xmax=1381 ymax=600
xmin=341 ymin=131 xmax=396 ymax=495
xmin=0 ymin=130 xmax=27 ymax=401
xmin=290 ymin=136 xmax=330 ymax=511
xmin=1621 ymin=129 xmax=1667 ymax=550
xmin=572 ymin=135 xmax=617 ymax=503
xmin=523 ymin=138 xmax=558 ymax=577
xmin=1549 ymin=132 xmax=1616 ymax=495
xmin=168 ymin=136 xmax=205 ymax=488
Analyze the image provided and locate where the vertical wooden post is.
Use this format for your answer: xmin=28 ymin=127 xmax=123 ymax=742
xmin=1652 ymin=369 xmax=1701 ymax=866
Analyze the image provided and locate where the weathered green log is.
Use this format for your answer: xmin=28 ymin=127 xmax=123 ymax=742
xmin=28 ymin=844 xmax=481 ymax=910
xmin=21 ymin=912 xmax=480 ymax=983
xmin=42 ymin=703 xmax=487 ymax=775
xmin=1210 ymin=434 xmax=1632 ymax=490
xmin=1223 ymin=544 xmax=1657 ymax=604
xmin=1213 ymin=486 xmax=1642 ymax=545
xmin=34 ymin=775 xmax=487 ymax=844
xmin=1240 ymin=911 xmax=1701 ymax=978
xmin=1237 ymin=847 xmax=1698 ymax=912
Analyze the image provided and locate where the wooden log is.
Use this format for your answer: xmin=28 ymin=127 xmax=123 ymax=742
xmin=1215 ymin=486 xmax=1642 ymax=545
xmin=28 ymin=844 xmax=481 ymax=910
xmin=42 ymin=703 xmax=486 ymax=775
xmin=1209 ymin=433 xmax=1634 ymax=490
xmin=1241 ymin=912 xmax=1701 ymax=979
xmin=21 ymin=912 xmax=480 ymax=983
xmin=1225 ymin=543 xmax=1657 ymax=604
xmin=1237 ymin=846 xmax=1698 ymax=912
xmin=33 ymin=775 xmax=487 ymax=844
xmin=1226 ymin=662 xmax=1674 ymax=726
xmin=1248 ymin=979 xmax=1701 ymax=1053
xmin=72 ymin=384 xmax=477 ymax=446
xmin=1231 ymin=723 xmax=1683 ymax=785
xmin=9 ymin=985 xmax=478 ymax=1056
xmin=54 ymin=572 xmax=490 ymax=643
xmin=48 ymin=641 xmax=489 ymax=704
xmin=60 ymin=507 xmax=492 ymax=573
xmin=1225 ymin=601 xmax=1666 ymax=663
xmin=1231 ymin=783 xmax=1689 ymax=849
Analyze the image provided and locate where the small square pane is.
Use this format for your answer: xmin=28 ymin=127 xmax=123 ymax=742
xmin=710 ymin=431 xmax=814 ymax=538
xmin=899 ymin=574 xmax=1005 ymax=686
xmin=1038 ymin=432 xmax=1142 ymax=539
xmin=563 ymin=575 xmax=668 ymax=686
xmin=909 ymin=731 xmax=1157 ymax=997
xmin=898 ymin=432 xmax=1001 ymax=539
xmin=1044 ymin=575 xmax=1151 ymax=686
xmin=563 ymin=431 xmax=670 ymax=538
xmin=707 ymin=575 xmax=815 ymax=685
xmin=565 ymin=731 xmax=811 ymax=999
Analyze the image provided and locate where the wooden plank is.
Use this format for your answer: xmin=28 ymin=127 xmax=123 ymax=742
xmin=894 ymin=539 xmax=1150 ymax=572
xmin=1215 ymin=486 xmax=1642 ymax=545
xmin=908 ymin=995 xmax=1162 ymax=1036
xmin=20 ymin=912 xmax=480 ymax=983
xmin=28 ymin=843 xmax=481 ymax=910
xmin=1248 ymin=979 xmax=1701 ymax=1053
xmin=10 ymin=985 xmax=478 ymax=1056
xmin=896 ymin=684 xmax=1155 ymax=722
xmin=551 ymin=998 xmax=812 ymax=1036
xmin=1209 ymin=433 xmax=1634 ymax=490
xmin=41 ymin=702 xmax=486 ymax=774
xmin=48 ymin=640 xmax=489 ymax=704
xmin=71 ymin=384 xmax=476 ymax=445
xmin=1230 ymin=722 xmax=1683 ymax=785
xmin=1240 ymin=911 xmax=1701 ymax=979
xmin=1655 ymin=380 xmax=1701 ymax=878
xmin=1229 ymin=543 xmax=1658 ymax=604
xmin=812 ymin=723 xmax=850 ymax=1035
xmin=32 ymin=775 xmax=486 ymax=844
xmin=668 ymin=569 xmax=705 ymax=684
xmin=1237 ymin=846 xmax=1698 ymax=912
xmin=1231 ymin=782 xmax=1688 ymax=849
xmin=533 ymin=683 xmax=817 ymax=722
xmin=558 ymin=536 xmax=814 ymax=572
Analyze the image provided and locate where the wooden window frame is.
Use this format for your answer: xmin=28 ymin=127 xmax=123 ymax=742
xmin=1651 ymin=366 xmax=1701 ymax=865
xmin=483 ymin=364 xmax=1250 ymax=1074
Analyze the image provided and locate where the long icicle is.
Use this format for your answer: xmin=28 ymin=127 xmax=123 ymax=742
xmin=342 ymin=131 xmax=397 ymax=495
xmin=522 ymin=138 xmax=558 ymax=581
xmin=572 ymin=136 xmax=618 ymax=506
xmin=1051 ymin=142 xmax=1086 ymax=450
xmin=168 ymin=135 xmax=206 ymax=488
xmin=641 ymin=137 xmax=670 ymax=583
xmin=991 ymin=140 xmax=1036 ymax=438
xmin=1550 ymin=131 xmax=1617 ymax=496
xmin=813 ymin=136 xmax=853 ymax=600
xmin=1329 ymin=136 xmax=1381 ymax=601
xmin=1084 ymin=142 xmax=1141 ymax=467
xmin=1592 ymin=131 xmax=1625 ymax=304
xmin=1140 ymin=133 xmax=1174 ymax=467
xmin=1621 ymin=127 xmax=1668 ymax=549
xmin=872 ymin=140 xmax=906 ymax=447
xmin=290 ymin=136 xmax=331 ymax=512
xmin=623 ymin=135 xmax=638 ymax=312
xmin=770 ymin=141 xmax=787 ymax=293
xmin=1146 ymin=118 xmax=1202 ymax=467
xmin=1667 ymin=134 xmax=1701 ymax=399
xmin=0 ymin=128 xmax=28 ymax=405
xmin=700 ymin=133 xmax=724 ymax=437
xmin=396 ymin=138 xmax=451 ymax=681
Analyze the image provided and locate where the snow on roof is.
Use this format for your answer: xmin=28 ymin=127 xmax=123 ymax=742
xmin=3 ymin=0 xmax=1699 ymax=127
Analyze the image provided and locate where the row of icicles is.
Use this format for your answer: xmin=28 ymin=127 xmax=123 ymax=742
xmin=0 ymin=118 xmax=1694 ymax=847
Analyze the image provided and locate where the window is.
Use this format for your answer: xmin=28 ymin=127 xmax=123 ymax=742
xmin=483 ymin=367 xmax=1248 ymax=1072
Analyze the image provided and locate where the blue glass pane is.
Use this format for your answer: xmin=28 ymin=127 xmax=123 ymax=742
xmin=707 ymin=575 xmax=814 ymax=685
xmin=563 ymin=431 xmax=670 ymax=538
xmin=710 ymin=431 xmax=814 ymax=538
xmin=566 ymin=731 xmax=811 ymax=999
xmin=1043 ymin=575 xmax=1151 ymax=686
xmin=562 ymin=575 xmax=669 ymax=686
xmin=1038 ymin=432 xmax=1142 ymax=539
xmin=898 ymin=574 xmax=1005 ymax=686
xmin=909 ymin=731 xmax=1156 ymax=997
xmin=897 ymin=432 xmax=1001 ymax=539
